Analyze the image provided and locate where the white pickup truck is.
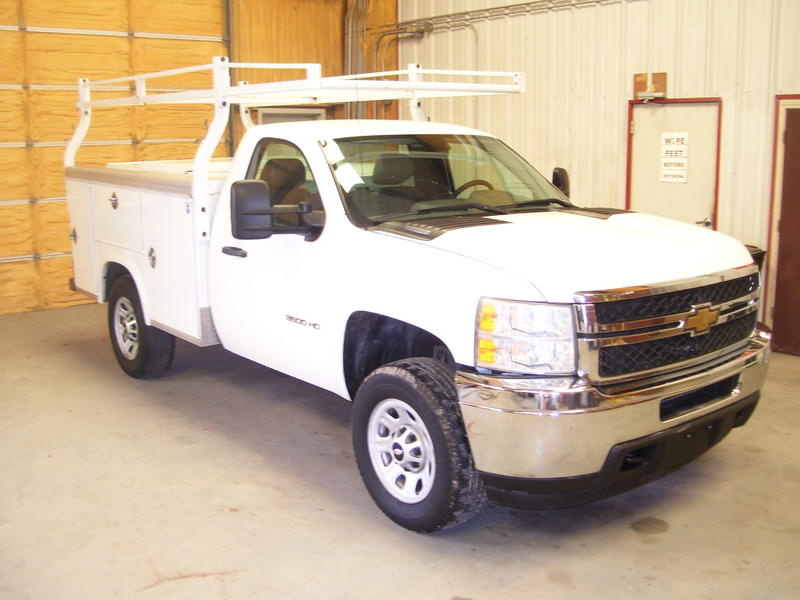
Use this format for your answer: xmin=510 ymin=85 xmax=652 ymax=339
xmin=66 ymin=59 xmax=770 ymax=532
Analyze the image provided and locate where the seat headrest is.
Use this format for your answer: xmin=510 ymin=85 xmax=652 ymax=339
xmin=372 ymin=154 xmax=414 ymax=185
xmin=262 ymin=158 xmax=306 ymax=191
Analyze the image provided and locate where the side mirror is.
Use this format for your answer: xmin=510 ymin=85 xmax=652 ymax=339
xmin=744 ymin=244 xmax=766 ymax=272
xmin=231 ymin=179 xmax=274 ymax=239
xmin=231 ymin=179 xmax=319 ymax=240
xmin=552 ymin=167 xmax=570 ymax=197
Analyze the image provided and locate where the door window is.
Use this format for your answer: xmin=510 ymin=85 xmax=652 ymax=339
xmin=247 ymin=138 xmax=323 ymax=228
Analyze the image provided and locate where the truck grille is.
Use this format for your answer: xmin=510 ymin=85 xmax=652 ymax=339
xmin=598 ymin=312 xmax=757 ymax=377
xmin=575 ymin=266 xmax=760 ymax=383
xmin=594 ymin=273 xmax=759 ymax=324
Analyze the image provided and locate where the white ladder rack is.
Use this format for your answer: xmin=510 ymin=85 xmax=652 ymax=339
xmin=65 ymin=57 xmax=523 ymax=241
xmin=66 ymin=57 xmax=523 ymax=165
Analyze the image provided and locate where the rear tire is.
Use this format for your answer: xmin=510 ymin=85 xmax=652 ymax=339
xmin=108 ymin=275 xmax=175 ymax=379
xmin=352 ymin=358 xmax=486 ymax=532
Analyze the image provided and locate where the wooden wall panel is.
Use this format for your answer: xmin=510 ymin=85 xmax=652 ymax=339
xmin=24 ymin=0 xmax=128 ymax=30
xmin=31 ymin=147 xmax=68 ymax=199
xmin=0 ymin=1 xmax=17 ymax=25
xmin=133 ymin=0 xmax=224 ymax=37
xmin=38 ymin=256 xmax=92 ymax=309
xmin=137 ymin=142 xmax=228 ymax=162
xmin=0 ymin=204 xmax=34 ymax=258
xmin=0 ymin=148 xmax=30 ymax=201
xmin=29 ymin=90 xmax=134 ymax=142
xmin=0 ymin=90 xmax=26 ymax=142
xmin=364 ymin=0 xmax=399 ymax=119
xmin=366 ymin=0 xmax=399 ymax=61
xmin=0 ymin=31 xmax=24 ymax=84
xmin=134 ymin=104 xmax=216 ymax=140
xmin=76 ymin=144 xmax=138 ymax=167
xmin=32 ymin=145 xmax=137 ymax=198
xmin=232 ymin=0 xmax=346 ymax=84
xmin=25 ymin=34 xmax=129 ymax=85
xmin=131 ymin=39 xmax=227 ymax=88
xmin=0 ymin=261 xmax=39 ymax=315
xmin=230 ymin=0 xmax=397 ymax=119
xmin=2 ymin=1 xmax=230 ymax=316
xmin=33 ymin=203 xmax=72 ymax=255
xmin=0 ymin=257 xmax=88 ymax=315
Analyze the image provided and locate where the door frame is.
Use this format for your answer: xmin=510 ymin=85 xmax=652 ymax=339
xmin=764 ymin=94 xmax=800 ymax=328
xmin=625 ymin=98 xmax=723 ymax=230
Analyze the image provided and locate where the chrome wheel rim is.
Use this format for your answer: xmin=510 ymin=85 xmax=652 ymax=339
xmin=113 ymin=296 xmax=139 ymax=360
xmin=367 ymin=398 xmax=435 ymax=503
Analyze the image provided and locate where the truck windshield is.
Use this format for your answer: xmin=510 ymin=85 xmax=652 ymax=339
xmin=325 ymin=133 xmax=571 ymax=225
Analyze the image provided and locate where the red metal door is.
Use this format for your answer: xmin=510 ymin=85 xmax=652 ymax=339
xmin=772 ymin=108 xmax=800 ymax=354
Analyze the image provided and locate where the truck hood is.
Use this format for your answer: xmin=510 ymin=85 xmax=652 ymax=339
xmin=419 ymin=211 xmax=753 ymax=302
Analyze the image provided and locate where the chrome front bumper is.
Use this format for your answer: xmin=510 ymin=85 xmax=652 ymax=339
xmin=457 ymin=325 xmax=771 ymax=480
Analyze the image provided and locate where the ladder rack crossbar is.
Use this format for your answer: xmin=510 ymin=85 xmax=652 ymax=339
xmin=74 ymin=58 xmax=523 ymax=110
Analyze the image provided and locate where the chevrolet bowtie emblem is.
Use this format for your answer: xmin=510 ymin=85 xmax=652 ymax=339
xmin=684 ymin=304 xmax=720 ymax=336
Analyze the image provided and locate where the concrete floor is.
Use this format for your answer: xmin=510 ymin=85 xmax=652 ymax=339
xmin=0 ymin=303 xmax=798 ymax=600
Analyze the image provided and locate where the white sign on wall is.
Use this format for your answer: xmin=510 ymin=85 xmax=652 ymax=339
xmin=660 ymin=132 xmax=689 ymax=183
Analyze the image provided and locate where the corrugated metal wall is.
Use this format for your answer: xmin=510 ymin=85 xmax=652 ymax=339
xmin=397 ymin=0 xmax=800 ymax=248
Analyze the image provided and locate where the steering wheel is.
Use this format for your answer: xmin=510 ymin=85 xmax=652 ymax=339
xmin=454 ymin=179 xmax=494 ymax=196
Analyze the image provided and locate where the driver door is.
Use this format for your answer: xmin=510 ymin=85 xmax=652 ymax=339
xmin=209 ymin=137 xmax=336 ymax=389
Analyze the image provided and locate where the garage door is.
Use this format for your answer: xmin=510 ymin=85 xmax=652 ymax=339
xmin=0 ymin=0 xmax=227 ymax=315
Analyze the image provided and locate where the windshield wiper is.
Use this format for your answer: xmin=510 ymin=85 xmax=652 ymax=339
xmin=502 ymin=198 xmax=573 ymax=210
xmin=373 ymin=202 xmax=508 ymax=223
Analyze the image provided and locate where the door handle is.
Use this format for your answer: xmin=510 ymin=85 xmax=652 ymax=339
xmin=222 ymin=246 xmax=247 ymax=258
xmin=695 ymin=217 xmax=713 ymax=228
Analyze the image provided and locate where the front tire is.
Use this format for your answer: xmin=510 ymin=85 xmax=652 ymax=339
xmin=108 ymin=275 xmax=175 ymax=379
xmin=352 ymin=358 xmax=486 ymax=532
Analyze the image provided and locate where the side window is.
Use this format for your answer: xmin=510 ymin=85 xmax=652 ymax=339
xmin=247 ymin=138 xmax=323 ymax=228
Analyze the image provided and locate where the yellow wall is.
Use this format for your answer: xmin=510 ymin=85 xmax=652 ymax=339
xmin=231 ymin=0 xmax=398 ymax=125
xmin=0 ymin=0 xmax=226 ymax=315
xmin=0 ymin=0 xmax=397 ymax=315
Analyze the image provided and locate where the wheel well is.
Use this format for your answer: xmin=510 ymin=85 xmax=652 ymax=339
xmin=343 ymin=312 xmax=454 ymax=398
xmin=103 ymin=262 xmax=131 ymax=301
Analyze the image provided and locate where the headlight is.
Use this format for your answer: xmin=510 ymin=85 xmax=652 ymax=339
xmin=475 ymin=298 xmax=576 ymax=375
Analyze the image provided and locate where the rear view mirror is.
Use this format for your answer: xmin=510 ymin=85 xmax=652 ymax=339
xmin=231 ymin=179 xmax=319 ymax=241
xmin=552 ymin=167 xmax=570 ymax=197
xmin=231 ymin=180 xmax=273 ymax=239
xmin=744 ymin=244 xmax=766 ymax=272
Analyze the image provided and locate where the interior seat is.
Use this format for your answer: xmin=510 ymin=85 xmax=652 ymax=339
xmin=261 ymin=158 xmax=315 ymax=226
xmin=261 ymin=158 xmax=310 ymax=205
xmin=372 ymin=154 xmax=419 ymax=203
